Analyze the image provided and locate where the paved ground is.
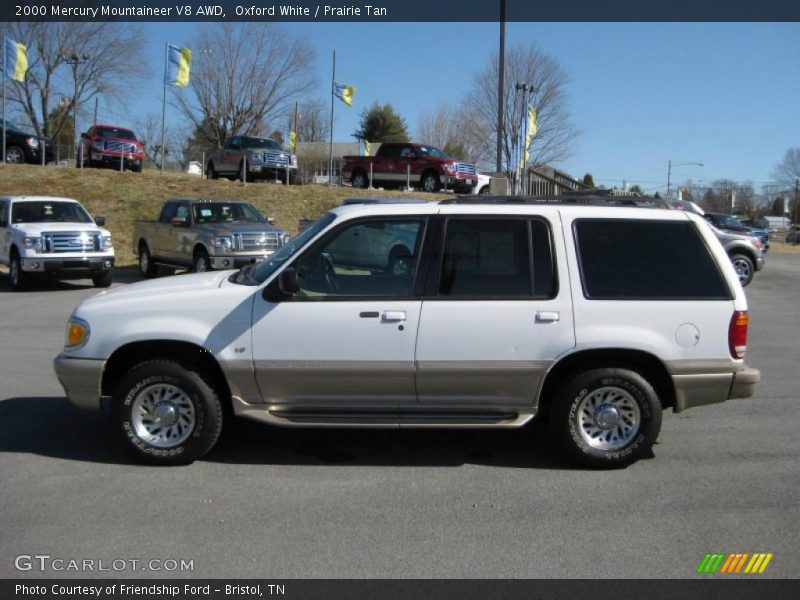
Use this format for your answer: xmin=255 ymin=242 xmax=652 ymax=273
xmin=0 ymin=257 xmax=798 ymax=579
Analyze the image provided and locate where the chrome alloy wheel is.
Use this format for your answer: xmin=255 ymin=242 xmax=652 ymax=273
xmin=576 ymin=386 xmax=641 ymax=451
xmin=131 ymin=384 xmax=196 ymax=448
xmin=732 ymin=257 xmax=752 ymax=285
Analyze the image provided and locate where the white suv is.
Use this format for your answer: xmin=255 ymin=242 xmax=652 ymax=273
xmin=53 ymin=196 xmax=759 ymax=468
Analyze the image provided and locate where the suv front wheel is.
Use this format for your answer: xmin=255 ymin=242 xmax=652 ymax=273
xmin=550 ymin=367 xmax=662 ymax=468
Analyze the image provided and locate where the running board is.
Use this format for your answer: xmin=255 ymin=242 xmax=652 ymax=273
xmin=231 ymin=397 xmax=535 ymax=429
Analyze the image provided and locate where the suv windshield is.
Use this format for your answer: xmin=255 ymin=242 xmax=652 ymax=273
xmin=193 ymin=202 xmax=265 ymax=224
xmin=241 ymin=137 xmax=280 ymax=150
xmin=94 ymin=127 xmax=137 ymax=140
xmin=11 ymin=201 xmax=93 ymax=224
xmin=417 ymin=145 xmax=451 ymax=158
xmin=233 ymin=213 xmax=336 ymax=285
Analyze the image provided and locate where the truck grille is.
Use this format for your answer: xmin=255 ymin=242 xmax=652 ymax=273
xmin=100 ymin=140 xmax=138 ymax=154
xmin=43 ymin=231 xmax=100 ymax=253
xmin=261 ymin=152 xmax=291 ymax=167
xmin=232 ymin=232 xmax=283 ymax=253
xmin=456 ymin=162 xmax=476 ymax=176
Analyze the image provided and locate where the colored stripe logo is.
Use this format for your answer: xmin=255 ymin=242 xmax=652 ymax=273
xmin=696 ymin=552 xmax=773 ymax=574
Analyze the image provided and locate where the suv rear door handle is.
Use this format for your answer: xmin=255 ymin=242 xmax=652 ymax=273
xmin=535 ymin=311 xmax=560 ymax=323
xmin=382 ymin=311 xmax=406 ymax=322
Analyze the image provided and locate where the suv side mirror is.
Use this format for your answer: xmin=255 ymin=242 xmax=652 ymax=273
xmin=80 ymin=133 xmax=89 ymax=140
xmin=171 ymin=217 xmax=188 ymax=227
xmin=94 ymin=216 xmax=106 ymax=226
xmin=262 ymin=268 xmax=299 ymax=302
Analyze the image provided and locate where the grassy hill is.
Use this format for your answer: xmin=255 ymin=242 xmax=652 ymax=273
xmin=2 ymin=164 xmax=440 ymax=265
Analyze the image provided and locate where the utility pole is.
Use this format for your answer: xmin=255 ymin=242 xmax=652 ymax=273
xmin=496 ymin=0 xmax=505 ymax=174
xmin=60 ymin=53 xmax=89 ymax=166
xmin=794 ymin=177 xmax=799 ymax=225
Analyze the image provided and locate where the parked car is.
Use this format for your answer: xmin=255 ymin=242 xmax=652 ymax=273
xmin=55 ymin=194 xmax=759 ymax=468
xmin=785 ymin=228 xmax=800 ymax=245
xmin=474 ymin=173 xmax=492 ymax=195
xmin=206 ymin=136 xmax=298 ymax=183
xmin=133 ymin=198 xmax=288 ymax=276
xmin=77 ymin=124 xmax=145 ymax=172
xmin=2 ymin=119 xmax=54 ymax=165
xmin=0 ymin=195 xmax=114 ymax=290
xmin=342 ymin=142 xmax=478 ymax=193
xmin=703 ymin=212 xmax=770 ymax=250
xmin=669 ymin=200 xmax=765 ymax=286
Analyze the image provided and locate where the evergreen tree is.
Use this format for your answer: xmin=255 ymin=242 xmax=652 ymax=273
xmin=354 ymin=102 xmax=409 ymax=142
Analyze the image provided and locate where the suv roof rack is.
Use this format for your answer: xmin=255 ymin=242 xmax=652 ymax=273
xmin=439 ymin=194 xmax=671 ymax=209
xmin=341 ymin=197 xmax=430 ymax=206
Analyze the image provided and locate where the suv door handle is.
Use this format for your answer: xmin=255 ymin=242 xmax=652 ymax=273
xmin=535 ymin=311 xmax=560 ymax=323
xmin=382 ymin=311 xmax=406 ymax=322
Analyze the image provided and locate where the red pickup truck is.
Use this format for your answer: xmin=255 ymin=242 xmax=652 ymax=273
xmin=342 ymin=142 xmax=478 ymax=193
xmin=77 ymin=124 xmax=145 ymax=172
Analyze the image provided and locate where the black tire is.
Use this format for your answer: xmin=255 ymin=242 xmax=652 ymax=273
xmin=206 ymin=162 xmax=218 ymax=180
xmin=238 ymin=160 xmax=246 ymax=182
xmin=5 ymin=145 xmax=26 ymax=164
xmin=193 ymin=249 xmax=212 ymax=273
xmin=8 ymin=251 xmax=27 ymax=291
xmin=132 ymin=164 xmax=143 ymax=173
xmin=420 ymin=171 xmax=441 ymax=193
xmin=730 ymin=253 xmax=754 ymax=287
xmin=92 ymin=270 xmax=113 ymax=288
xmin=138 ymin=243 xmax=158 ymax=279
xmin=113 ymin=360 xmax=223 ymax=465
xmin=352 ymin=169 xmax=369 ymax=189
xmin=550 ymin=367 xmax=662 ymax=469
xmin=479 ymin=185 xmax=490 ymax=196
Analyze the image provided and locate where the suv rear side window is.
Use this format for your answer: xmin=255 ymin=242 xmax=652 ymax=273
xmin=438 ymin=218 xmax=555 ymax=298
xmin=574 ymin=219 xmax=731 ymax=300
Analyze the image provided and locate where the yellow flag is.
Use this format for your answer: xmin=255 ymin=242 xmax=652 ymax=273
xmin=289 ymin=130 xmax=297 ymax=152
xmin=4 ymin=39 xmax=28 ymax=82
xmin=334 ymin=83 xmax=355 ymax=106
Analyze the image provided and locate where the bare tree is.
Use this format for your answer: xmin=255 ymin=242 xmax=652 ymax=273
xmin=0 ymin=21 xmax=148 ymax=141
xmin=416 ymin=105 xmax=481 ymax=160
xmin=772 ymin=147 xmax=800 ymax=188
xmin=134 ymin=113 xmax=178 ymax=169
xmin=293 ymin=98 xmax=330 ymax=143
xmin=461 ymin=43 xmax=578 ymax=174
xmin=175 ymin=23 xmax=315 ymax=148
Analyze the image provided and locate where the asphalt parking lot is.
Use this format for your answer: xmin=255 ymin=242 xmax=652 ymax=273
xmin=0 ymin=256 xmax=798 ymax=579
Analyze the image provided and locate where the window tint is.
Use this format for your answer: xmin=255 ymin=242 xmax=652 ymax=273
xmin=0 ymin=201 xmax=8 ymax=227
xmin=379 ymin=144 xmax=399 ymax=158
xmin=574 ymin=219 xmax=731 ymax=300
xmin=439 ymin=219 xmax=532 ymax=298
xmin=159 ymin=202 xmax=177 ymax=223
xmin=294 ymin=219 xmax=424 ymax=299
xmin=175 ymin=203 xmax=190 ymax=220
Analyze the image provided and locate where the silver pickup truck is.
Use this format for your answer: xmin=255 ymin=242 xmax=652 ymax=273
xmin=206 ymin=136 xmax=298 ymax=183
xmin=133 ymin=198 xmax=288 ymax=276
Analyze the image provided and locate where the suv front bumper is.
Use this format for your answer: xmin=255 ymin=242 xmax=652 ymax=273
xmin=54 ymin=354 xmax=106 ymax=410
xmin=22 ymin=256 xmax=115 ymax=275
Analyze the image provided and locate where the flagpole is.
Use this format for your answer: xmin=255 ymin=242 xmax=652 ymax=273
xmin=3 ymin=37 xmax=7 ymax=165
xmin=159 ymin=42 xmax=168 ymax=173
xmin=328 ymin=50 xmax=335 ymax=186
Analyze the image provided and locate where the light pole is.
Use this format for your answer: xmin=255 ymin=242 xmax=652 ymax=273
xmin=496 ymin=0 xmax=505 ymax=174
xmin=667 ymin=160 xmax=703 ymax=196
xmin=60 ymin=53 xmax=90 ymax=165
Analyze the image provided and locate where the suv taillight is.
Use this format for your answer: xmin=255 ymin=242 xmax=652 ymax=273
xmin=729 ymin=311 xmax=749 ymax=359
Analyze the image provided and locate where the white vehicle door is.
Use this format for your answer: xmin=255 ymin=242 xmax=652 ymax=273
xmin=414 ymin=214 xmax=575 ymax=407
xmin=251 ymin=216 xmax=428 ymax=407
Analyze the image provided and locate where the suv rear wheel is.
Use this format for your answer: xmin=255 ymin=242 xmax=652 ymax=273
xmin=138 ymin=243 xmax=158 ymax=278
xmin=550 ymin=367 xmax=662 ymax=468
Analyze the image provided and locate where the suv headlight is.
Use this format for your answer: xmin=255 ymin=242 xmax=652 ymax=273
xmin=26 ymin=137 xmax=40 ymax=149
xmin=100 ymin=235 xmax=112 ymax=250
xmin=65 ymin=317 xmax=90 ymax=351
xmin=214 ymin=236 xmax=233 ymax=252
xmin=248 ymin=153 xmax=263 ymax=164
xmin=93 ymin=141 xmax=105 ymax=150
xmin=23 ymin=236 xmax=43 ymax=253
xmin=444 ymin=163 xmax=457 ymax=174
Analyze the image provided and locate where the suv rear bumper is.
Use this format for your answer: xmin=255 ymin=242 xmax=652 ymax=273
xmin=672 ymin=365 xmax=760 ymax=412
xmin=53 ymin=355 xmax=106 ymax=410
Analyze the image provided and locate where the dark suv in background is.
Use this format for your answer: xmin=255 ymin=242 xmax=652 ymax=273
xmin=2 ymin=119 xmax=54 ymax=165
xmin=703 ymin=212 xmax=770 ymax=250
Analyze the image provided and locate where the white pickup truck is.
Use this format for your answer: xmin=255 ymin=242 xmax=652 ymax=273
xmin=1 ymin=196 xmax=114 ymax=290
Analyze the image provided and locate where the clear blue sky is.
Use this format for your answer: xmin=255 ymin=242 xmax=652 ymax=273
xmin=106 ymin=22 xmax=799 ymax=193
